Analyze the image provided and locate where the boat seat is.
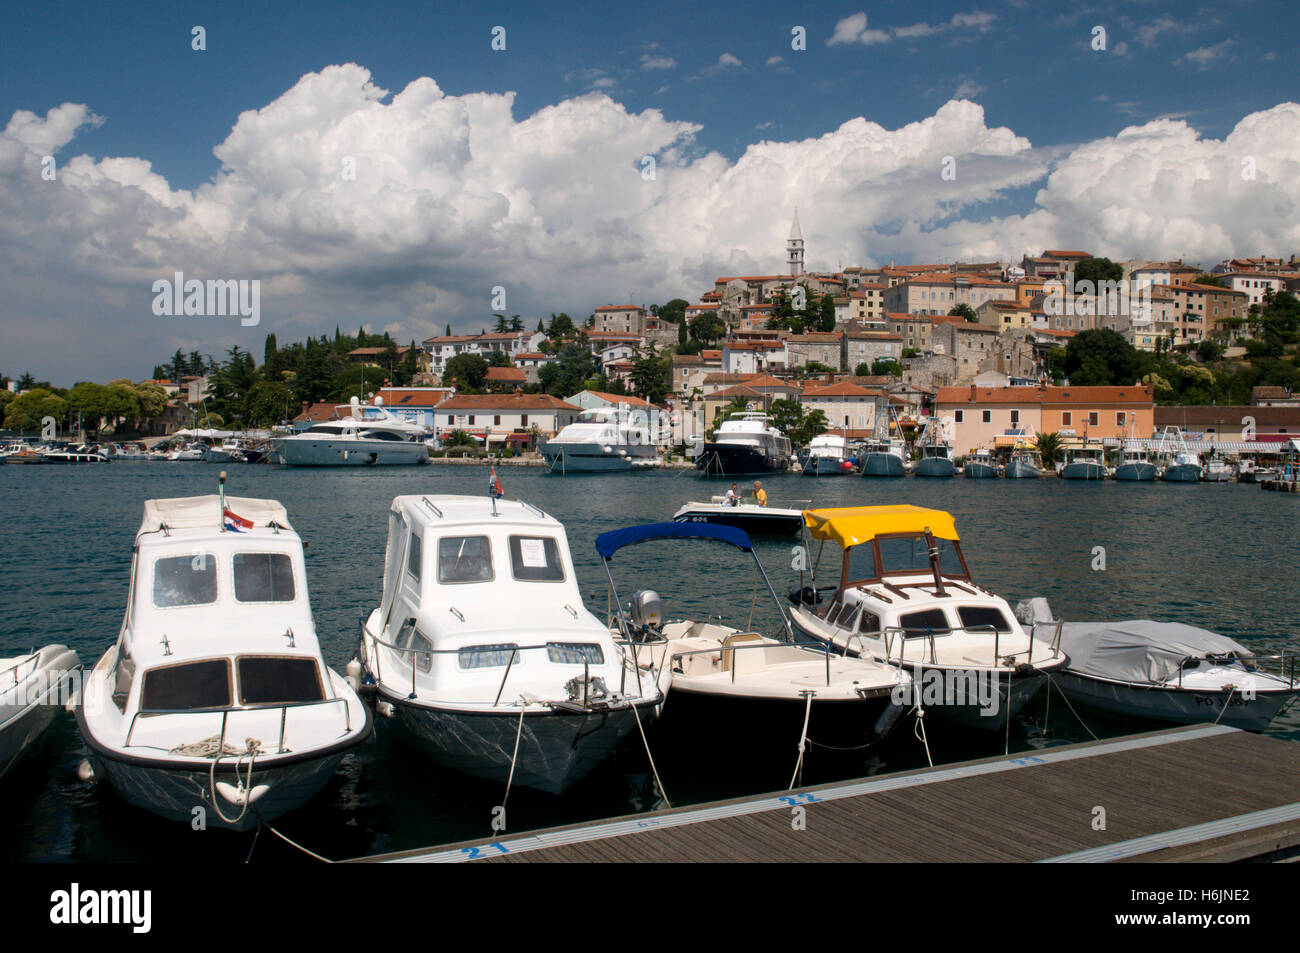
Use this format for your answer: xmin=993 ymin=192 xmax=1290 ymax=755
xmin=719 ymin=632 xmax=763 ymax=672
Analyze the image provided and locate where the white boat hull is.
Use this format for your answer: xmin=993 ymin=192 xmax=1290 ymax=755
xmin=0 ymin=646 xmax=80 ymax=779
xmin=273 ymin=437 xmax=428 ymax=466
xmin=383 ymin=690 xmax=656 ymax=795
xmin=1052 ymin=671 xmax=1297 ymax=732
xmin=540 ymin=441 xmax=657 ymax=472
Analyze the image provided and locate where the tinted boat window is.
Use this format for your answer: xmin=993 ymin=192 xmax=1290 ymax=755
xmin=878 ymin=536 xmax=963 ymax=576
xmin=232 ymin=553 xmax=296 ymax=603
xmin=510 ymin=536 xmax=565 ymax=581
xmin=407 ymin=532 xmax=423 ymax=580
xmin=458 ymin=643 xmax=520 ymax=669
xmin=438 ymin=536 xmax=493 ymax=583
xmin=153 ymin=555 xmax=218 ymax=607
xmin=142 ymin=659 xmax=230 ymax=710
xmin=237 ymin=657 xmax=323 ymax=705
xmin=957 ymin=606 xmax=1013 ymax=633
xmin=547 ymin=643 xmax=604 ymax=664
xmin=898 ymin=609 xmax=950 ymax=635
xmin=846 ymin=544 xmax=877 ymax=581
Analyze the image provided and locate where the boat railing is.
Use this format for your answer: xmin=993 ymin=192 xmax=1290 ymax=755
xmin=124 ymin=695 xmax=353 ymax=755
xmin=365 ymin=627 xmax=657 ymax=707
xmin=879 ymin=623 xmax=1053 ymax=668
xmin=1173 ymin=651 xmax=1300 ymax=689
xmin=663 ymin=635 xmax=832 ymax=685
xmin=0 ymin=652 xmax=39 ymax=691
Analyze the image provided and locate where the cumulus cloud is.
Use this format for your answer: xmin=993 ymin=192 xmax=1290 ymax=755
xmin=1177 ymin=40 xmax=1234 ymax=68
xmin=640 ymin=54 xmax=676 ymax=70
xmin=2 ymin=64 xmax=1298 ymax=380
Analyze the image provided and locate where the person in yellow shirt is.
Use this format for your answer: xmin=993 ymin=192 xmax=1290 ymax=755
xmin=752 ymin=481 xmax=767 ymax=507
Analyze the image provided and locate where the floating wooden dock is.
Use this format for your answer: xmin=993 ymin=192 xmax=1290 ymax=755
xmin=353 ymin=725 xmax=1300 ymax=863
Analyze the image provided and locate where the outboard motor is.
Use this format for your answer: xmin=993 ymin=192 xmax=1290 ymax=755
xmin=628 ymin=589 xmax=662 ymax=640
xmin=787 ymin=585 xmax=822 ymax=608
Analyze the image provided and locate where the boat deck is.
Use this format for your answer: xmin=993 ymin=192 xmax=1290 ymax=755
xmin=353 ymin=725 xmax=1300 ymax=863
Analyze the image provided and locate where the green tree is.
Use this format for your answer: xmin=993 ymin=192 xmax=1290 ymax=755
xmin=1071 ymin=257 xmax=1123 ymax=292
xmin=1063 ymin=328 xmax=1141 ymax=385
xmin=948 ymin=304 xmax=977 ymax=322
xmin=768 ymin=398 xmax=804 ymax=436
xmin=793 ymin=409 xmax=830 ymax=446
xmin=659 ymin=298 xmax=689 ymax=324
xmin=444 ymin=354 xmax=490 ymax=392
xmin=871 ymin=358 xmax=904 ymax=377
xmin=546 ymin=313 xmax=576 ymax=339
xmin=4 ymin=388 xmax=67 ymax=432
xmin=819 ymin=293 xmax=836 ymax=332
xmin=629 ymin=344 xmax=670 ymax=404
xmin=689 ymin=313 xmax=726 ymax=342
xmin=1035 ymin=431 xmax=1062 ymax=466
xmin=1193 ymin=274 xmax=1224 ymax=287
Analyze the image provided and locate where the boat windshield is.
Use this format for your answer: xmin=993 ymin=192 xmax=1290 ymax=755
xmin=878 ymin=535 xmax=964 ymax=576
xmin=508 ymin=535 xmax=565 ymax=582
xmin=233 ymin=553 xmax=296 ymax=603
xmin=438 ymin=536 xmax=494 ymax=584
xmin=153 ymin=555 xmax=218 ymax=608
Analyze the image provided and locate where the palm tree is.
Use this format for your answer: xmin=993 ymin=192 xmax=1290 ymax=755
xmin=1036 ymin=431 xmax=1062 ymax=466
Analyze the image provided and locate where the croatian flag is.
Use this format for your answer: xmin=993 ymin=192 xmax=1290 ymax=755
xmin=489 ymin=467 xmax=503 ymax=499
xmin=224 ymin=507 xmax=254 ymax=533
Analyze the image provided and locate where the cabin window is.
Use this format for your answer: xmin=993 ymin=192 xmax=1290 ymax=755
xmin=141 ymin=659 xmax=231 ymax=710
xmin=836 ymin=603 xmax=861 ymax=631
xmin=956 ymin=606 xmax=1014 ymax=633
xmin=547 ymin=643 xmax=604 ymax=665
xmin=509 ymin=535 xmax=565 ymax=582
xmin=438 ymin=536 xmax=494 ymax=583
xmin=877 ymin=536 xmax=963 ymax=576
xmin=407 ymin=532 xmax=423 ymax=580
xmin=859 ymin=611 xmax=881 ymax=634
xmin=112 ymin=646 xmax=135 ymax=712
xmin=232 ymin=553 xmax=296 ymax=603
xmin=846 ymin=544 xmax=877 ymax=582
xmin=237 ymin=657 xmax=324 ymax=705
xmin=458 ymin=643 xmax=520 ymax=669
xmin=394 ymin=617 xmax=418 ymax=649
xmin=152 ymin=554 xmax=218 ymax=608
xmin=898 ymin=609 xmax=950 ymax=635
xmin=411 ymin=631 xmax=434 ymax=672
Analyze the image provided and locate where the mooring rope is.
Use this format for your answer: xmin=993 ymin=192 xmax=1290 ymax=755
xmin=1213 ymin=685 xmax=1238 ymax=725
xmin=500 ymin=704 xmax=527 ymax=811
xmin=207 ymin=740 xmax=261 ymax=827
xmin=788 ymin=692 xmax=814 ymax=789
xmin=630 ymin=699 xmax=670 ymax=809
xmin=264 ymin=823 xmax=334 ymax=863
xmin=1044 ymin=672 xmax=1099 ymax=741
xmin=913 ymin=705 xmax=934 ymax=767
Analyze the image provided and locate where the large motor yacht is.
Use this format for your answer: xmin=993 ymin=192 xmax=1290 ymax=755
xmin=272 ymin=396 xmax=428 ymax=466
xmin=696 ymin=412 xmax=793 ymax=476
xmin=76 ymin=480 xmax=372 ymax=830
xmin=357 ymin=494 xmax=663 ymax=794
xmin=540 ymin=404 xmax=660 ymax=472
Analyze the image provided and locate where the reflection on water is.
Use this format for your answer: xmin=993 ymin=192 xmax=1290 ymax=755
xmin=0 ymin=463 xmax=1294 ymax=861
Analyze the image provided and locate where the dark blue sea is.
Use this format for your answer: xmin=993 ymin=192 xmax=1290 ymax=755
xmin=1 ymin=462 xmax=1295 ymax=862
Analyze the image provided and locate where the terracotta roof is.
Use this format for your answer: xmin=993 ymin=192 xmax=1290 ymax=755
xmin=709 ymin=384 xmax=764 ymax=400
xmin=846 ymin=331 xmax=903 ymax=341
xmin=437 ymin=394 xmax=581 ymax=411
xmin=701 ymin=350 xmax=722 ymax=360
xmin=787 ymin=332 xmax=842 ymax=343
xmin=936 ymin=385 xmax=1154 ymax=405
xmin=1042 ymin=250 xmax=1092 ymax=258
xmin=293 ymin=401 xmax=343 ymax=422
xmin=577 ymin=390 xmax=652 ymax=407
xmin=376 ymin=387 xmax=454 ymax=406
xmin=1155 ymin=405 xmax=1300 ymax=426
xmin=485 ymin=366 xmax=527 ymax=382
xmin=594 ymin=305 xmax=642 ymax=312
xmin=802 ymin=382 xmax=883 ymax=398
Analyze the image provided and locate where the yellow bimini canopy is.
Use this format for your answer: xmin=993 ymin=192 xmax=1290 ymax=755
xmin=802 ymin=505 xmax=960 ymax=548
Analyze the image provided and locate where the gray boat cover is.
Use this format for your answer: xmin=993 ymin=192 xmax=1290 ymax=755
xmin=1060 ymin=620 xmax=1252 ymax=684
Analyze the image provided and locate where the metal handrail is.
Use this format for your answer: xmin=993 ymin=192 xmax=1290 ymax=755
xmin=124 ymin=695 xmax=353 ymax=752
xmin=663 ymin=635 xmax=818 ymax=684
xmin=0 ymin=652 xmax=39 ymax=690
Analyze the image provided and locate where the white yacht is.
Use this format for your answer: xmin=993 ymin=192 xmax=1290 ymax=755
xmin=788 ymin=506 xmax=1067 ymax=730
xmin=272 ymin=396 xmax=429 ymax=466
xmin=76 ymin=481 xmax=372 ymax=830
xmin=801 ymin=433 xmax=853 ymax=475
xmin=597 ymin=522 xmax=912 ymax=760
xmin=1 ymin=645 xmax=81 ymax=779
xmin=696 ymin=412 xmax=793 ymax=476
xmin=357 ymin=495 xmax=663 ymax=794
xmin=540 ymin=404 xmax=660 ymax=472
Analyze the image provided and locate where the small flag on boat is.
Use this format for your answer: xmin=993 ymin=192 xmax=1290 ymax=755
xmin=489 ymin=466 xmax=503 ymax=499
xmin=224 ymin=507 xmax=254 ymax=532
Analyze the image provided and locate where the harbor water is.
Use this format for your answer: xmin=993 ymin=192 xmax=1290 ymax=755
xmin=1 ymin=463 xmax=1295 ymax=861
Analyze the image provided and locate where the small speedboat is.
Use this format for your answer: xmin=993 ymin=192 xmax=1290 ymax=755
xmin=598 ymin=522 xmax=912 ymax=762
xmin=1017 ymin=605 xmax=1299 ymax=732
xmin=673 ymin=497 xmax=806 ymax=535
xmin=962 ymin=448 xmax=1000 ymax=479
xmin=1 ymin=645 xmax=81 ymax=779
xmin=357 ymin=493 xmax=662 ymax=794
xmin=43 ymin=445 xmax=111 ymax=464
xmin=788 ymin=506 xmax=1067 ymax=730
xmin=77 ymin=478 xmax=372 ymax=830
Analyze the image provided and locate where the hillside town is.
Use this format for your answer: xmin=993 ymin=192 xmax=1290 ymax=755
xmin=4 ymin=213 xmax=1299 ymax=463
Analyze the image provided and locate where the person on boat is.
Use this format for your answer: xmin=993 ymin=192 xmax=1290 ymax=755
xmin=725 ymin=483 xmax=740 ymax=506
xmin=753 ymin=481 xmax=767 ymax=507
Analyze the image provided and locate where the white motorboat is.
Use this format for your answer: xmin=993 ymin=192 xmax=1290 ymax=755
xmin=42 ymin=444 xmax=111 ymax=464
xmin=696 ymin=412 xmax=793 ymax=476
xmin=801 ymin=433 xmax=854 ymax=475
xmin=1016 ymin=603 xmax=1300 ymax=732
xmin=672 ymin=495 xmax=806 ymax=535
xmin=272 ymin=396 xmax=429 ymax=466
xmin=1204 ymin=457 xmax=1235 ymax=482
xmin=540 ymin=405 xmax=660 ymax=472
xmin=597 ymin=522 xmax=912 ymax=764
xmin=76 ymin=480 xmax=372 ymax=830
xmin=1 ymin=645 xmax=81 ymax=779
xmin=166 ymin=444 xmax=205 ymax=462
xmin=1157 ymin=426 xmax=1202 ymax=482
xmin=787 ymin=505 xmax=1066 ymax=730
xmin=357 ymin=494 xmax=663 ymax=794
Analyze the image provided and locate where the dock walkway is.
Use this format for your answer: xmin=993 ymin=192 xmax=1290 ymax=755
xmin=354 ymin=725 xmax=1300 ymax=863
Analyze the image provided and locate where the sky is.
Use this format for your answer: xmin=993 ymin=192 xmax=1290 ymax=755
xmin=2 ymin=0 xmax=1299 ymax=382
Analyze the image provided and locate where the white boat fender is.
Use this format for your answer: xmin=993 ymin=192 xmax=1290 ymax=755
xmin=345 ymin=658 xmax=362 ymax=692
xmin=376 ymin=700 xmax=395 ymax=718
xmin=215 ymin=781 xmax=270 ymax=806
xmin=76 ymin=758 xmax=97 ymax=783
